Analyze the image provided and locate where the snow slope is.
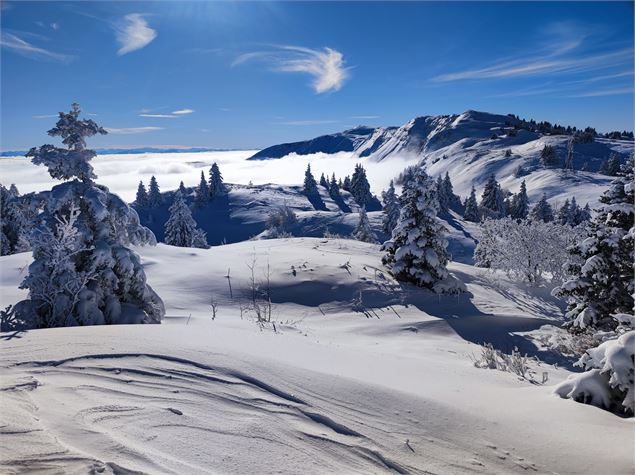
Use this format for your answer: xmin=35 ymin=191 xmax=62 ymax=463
xmin=1 ymin=239 xmax=633 ymax=474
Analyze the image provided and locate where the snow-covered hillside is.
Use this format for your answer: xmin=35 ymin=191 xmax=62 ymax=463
xmin=250 ymin=110 xmax=634 ymax=205
xmin=1 ymin=239 xmax=632 ymax=474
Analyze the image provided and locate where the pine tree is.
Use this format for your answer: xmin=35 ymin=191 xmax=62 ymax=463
xmin=567 ymin=197 xmax=580 ymax=225
xmin=557 ymin=199 xmax=571 ymax=225
xmin=343 ymin=175 xmax=351 ymax=191
xmin=529 ymin=194 xmax=554 ymax=222
xmin=599 ymin=153 xmax=621 ymax=176
xmin=510 ymin=180 xmax=529 ymax=220
xmin=11 ymin=104 xmax=163 ymax=330
xmin=165 ymin=191 xmax=207 ymax=248
xmin=354 ymin=207 xmax=376 ymax=243
xmin=195 ymin=171 xmax=210 ymax=206
xmin=8 ymin=184 xmax=19 ymax=197
xmin=303 ymin=164 xmax=319 ymax=196
xmin=480 ymin=174 xmax=505 ymax=218
xmin=148 ymin=176 xmax=162 ymax=208
xmin=382 ymin=168 xmax=463 ymax=293
xmin=463 ymin=186 xmax=480 ymax=222
xmin=209 ymin=162 xmax=225 ymax=198
xmin=381 ymin=180 xmax=400 ymax=236
xmin=540 ymin=144 xmax=558 ymax=167
xmin=319 ymin=173 xmax=329 ymax=189
xmin=442 ymin=172 xmax=461 ymax=211
xmin=350 ymin=164 xmax=373 ymax=206
xmin=553 ymin=166 xmax=634 ymax=333
xmin=178 ymin=181 xmax=187 ymax=195
xmin=136 ymin=181 xmax=148 ymax=207
xmin=329 ymin=173 xmax=341 ymax=200
xmin=436 ymin=175 xmax=449 ymax=214
xmin=0 ymin=184 xmax=30 ymax=255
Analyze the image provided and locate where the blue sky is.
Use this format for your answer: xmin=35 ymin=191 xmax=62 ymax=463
xmin=1 ymin=1 xmax=633 ymax=150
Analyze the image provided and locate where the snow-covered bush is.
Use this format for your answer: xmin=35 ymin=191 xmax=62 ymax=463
xmin=266 ymin=205 xmax=297 ymax=238
xmin=164 ymin=191 xmax=208 ymax=248
xmin=555 ymin=331 xmax=634 ymax=416
xmin=472 ymin=343 xmax=535 ymax=381
xmin=382 ymin=167 xmax=464 ymax=293
xmin=474 ymin=218 xmax=583 ymax=285
xmin=7 ymin=104 xmax=164 ymax=331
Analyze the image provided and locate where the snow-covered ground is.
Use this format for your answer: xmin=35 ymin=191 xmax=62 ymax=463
xmin=1 ymin=239 xmax=633 ymax=474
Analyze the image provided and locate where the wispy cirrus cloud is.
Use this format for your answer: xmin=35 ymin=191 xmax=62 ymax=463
xmin=138 ymin=108 xmax=194 ymax=119
xmin=351 ymin=115 xmax=380 ymax=120
xmin=0 ymin=32 xmax=74 ymax=63
xmin=433 ymin=21 xmax=632 ymax=84
xmin=115 ymin=14 xmax=157 ymax=56
xmin=106 ymin=126 xmax=164 ymax=134
xmin=233 ymin=45 xmax=350 ymax=93
xmin=569 ymin=87 xmax=634 ymax=98
xmin=32 ymin=114 xmax=59 ymax=119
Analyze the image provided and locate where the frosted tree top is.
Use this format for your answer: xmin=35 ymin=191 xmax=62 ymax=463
xmin=27 ymin=103 xmax=107 ymax=182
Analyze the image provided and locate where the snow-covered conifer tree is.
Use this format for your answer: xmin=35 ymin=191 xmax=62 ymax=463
xmin=354 ymin=207 xmax=376 ymax=243
xmin=136 ymin=181 xmax=148 ymax=207
xmin=553 ymin=167 xmax=634 ymax=334
xmin=165 ymin=191 xmax=207 ymax=248
xmin=343 ymin=175 xmax=351 ymax=191
xmin=303 ymin=164 xmax=319 ymax=196
xmin=557 ymin=199 xmax=571 ymax=225
xmin=195 ymin=171 xmax=210 ymax=206
xmin=11 ymin=104 xmax=163 ymax=330
xmin=350 ymin=164 xmax=373 ymax=207
xmin=381 ymin=180 xmax=400 ymax=235
xmin=178 ymin=180 xmax=187 ymax=195
xmin=463 ymin=186 xmax=480 ymax=222
xmin=529 ymin=194 xmax=554 ymax=222
xmin=0 ymin=184 xmax=30 ymax=255
xmin=209 ymin=162 xmax=226 ymax=198
xmin=510 ymin=180 xmax=529 ymax=220
xmin=382 ymin=168 xmax=463 ymax=293
xmin=319 ymin=173 xmax=329 ymax=189
xmin=436 ymin=176 xmax=449 ymax=214
xmin=329 ymin=173 xmax=341 ymax=200
xmin=442 ymin=172 xmax=461 ymax=211
xmin=480 ymin=174 xmax=505 ymax=218
xmin=148 ymin=176 xmax=162 ymax=208
xmin=540 ymin=144 xmax=558 ymax=167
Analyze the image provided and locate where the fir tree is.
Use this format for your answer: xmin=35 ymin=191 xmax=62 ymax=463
xmin=354 ymin=207 xmax=376 ymax=243
xmin=195 ymin=171 xmax=210 ymax=206
xmin=599 ymin=153 xmax=621 ymax=176
xmin=436 ymin=175 xmax=449 ymax=214
xmin=540 ymin=144 xmax=558 ymax=167
xmin=303 ymin=164 xmax=319 ymax=196
xmin=529 ymin=194 xmax=554 ymax=222
xmin=553 ymin=166 xmax=634 ymax=333
xmin=178 ymin=181 xmax=187 ymax=195
xmin=381 ymin=180 xmax=400 ymax=236
xmin=10 ymin=104 xmax=163 ymax=330
xmin=557 ymin=199 xmax=571 ymax=225
xmin=148 ymin=176 xmax=162 ymax=208
xmin=329 ymin=173 xmax=341 ymax=200
xmin=382 ymin=168 xmax=463 ymax=293
xmin=319 ymin=173 xmax=329 ymax=189
xmin=480 ymin=174 xmax=505 ymax=218
xmin=209 ymin=162 xmax=225 ymax=198
xmin=463 ymin=186 xmax=480 ymax=222
xmin=165 ymin=191 xmax=207 ymax=248
xmin=136 ymin=181 xmax=148 ymax=207
xmin=350 ymin=164 xmax=373 ymax=206
xmin=442 ymin=172 xmax=461 ymax=211
xmin=510 ymin=180 xmax=529 ymax=220
xmin=343 ymin=175 xmax=351 ymax=191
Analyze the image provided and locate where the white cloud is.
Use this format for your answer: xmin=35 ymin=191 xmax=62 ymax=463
xmin=172 ymin=108 xmax=194 ymax=115
xmin=570 ymin=87 xmax=634 ymax=98
xmin=0 ymin=32 xmax=74 ymax=63
xmin=139 ymin=113 xmax=178 ymax=118
xmin=105 ymin=126 xmax=164 ymax=134
xmin=233 ymin=45 xmax=350 ymax=93
xmin=32 ymin=114 xmax=58 ymax=119
xmin=351 ymin=115 xmax=379 ymax=120
xmin=115 ymin=14 xmax=157 ymax=56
